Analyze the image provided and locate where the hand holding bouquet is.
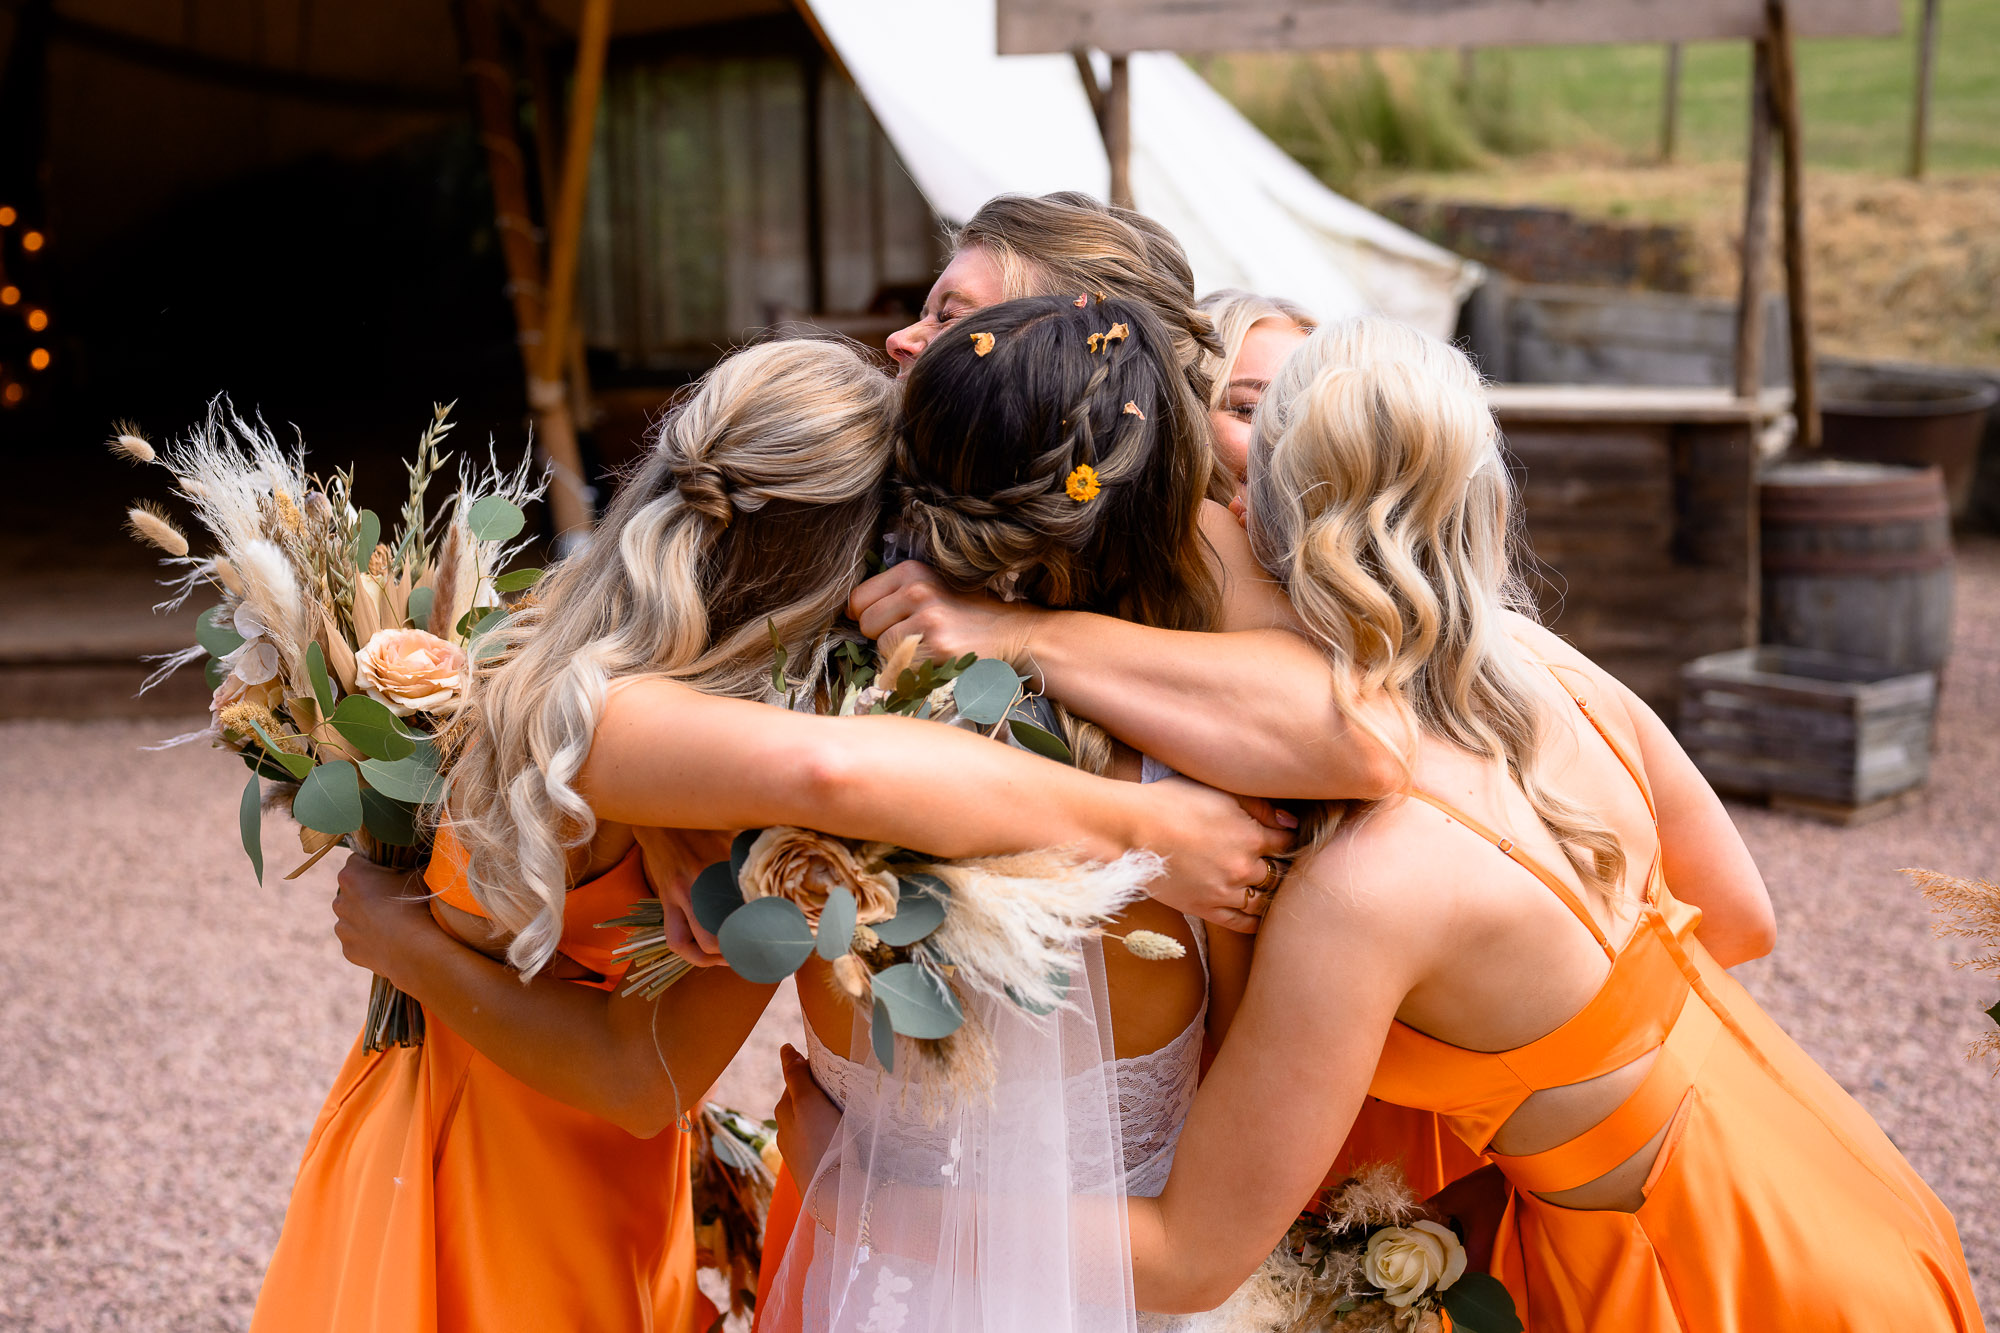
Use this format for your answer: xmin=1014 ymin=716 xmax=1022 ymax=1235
xmin=117 ymin=399 xmax=545 ymax=1051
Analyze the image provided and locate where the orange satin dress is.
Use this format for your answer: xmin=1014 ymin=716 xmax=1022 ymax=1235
xmin=1369 ymin=680 xmax=1983 ymax=1332
xmin=250 ymin=829 xmax=711 ymax=1333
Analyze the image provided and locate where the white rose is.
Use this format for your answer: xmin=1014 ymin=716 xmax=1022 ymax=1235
xmin=353 ymin=627 xmax=470 ymax=716
xmin=1361 ymin=1221 xmax=1467 ymax=1307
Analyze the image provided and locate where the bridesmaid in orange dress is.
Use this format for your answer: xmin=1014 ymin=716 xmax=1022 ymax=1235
xmin=833 ymin=316 xmax=1982 ymax=1329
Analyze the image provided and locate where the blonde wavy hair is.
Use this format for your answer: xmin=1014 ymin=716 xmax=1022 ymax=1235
xmin=441 ymin=339 xmax=899 ymax=975
xmin=1196 ymin=289 xmax=1319 ymax=500
xmin=1246 ymin=317 xmax=1626 ymax=894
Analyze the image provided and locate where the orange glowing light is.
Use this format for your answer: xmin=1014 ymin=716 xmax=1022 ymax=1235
xmin=26 ymin=309 xmax=47 ymax=331
xmin=0 ymin=287 xmax=16 ymax=306
xmin=3 ymin=383 xmax=23 ymax=405
xmin=29 ymin=348 xmax=50 ymax=371
xmin=22 ymin=231 xmax=45 ymax=252
xmin=0 ymin=206 xmax=15 ymax=226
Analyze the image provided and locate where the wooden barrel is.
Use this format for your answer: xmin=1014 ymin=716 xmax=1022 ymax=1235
xmin=1759 ymin=461 xmax=1954 ymax=674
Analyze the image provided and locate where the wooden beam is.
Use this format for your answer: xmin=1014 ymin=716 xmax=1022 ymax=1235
xmin=1104 ymin=55 xmax=1132 ymax=210
xmin=1660 ymin=43 xmax=1684 ymax=162
xmin=1072 ymin=48 xmax=1108 ymax=132
xmin=1733 ymin=39 xmax=1775 ymax=400
xmin=1907 ymin=0 xmax=1940 ymax=179
xmin=997 ymin=0 xmax=1902 ymax=56
xmin=1766 ymin=0 xmax=1818 ymax=448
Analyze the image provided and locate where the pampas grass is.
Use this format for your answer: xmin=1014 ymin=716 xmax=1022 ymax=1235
xmin=1906 ymin=867 xmax=2000 ymax=1072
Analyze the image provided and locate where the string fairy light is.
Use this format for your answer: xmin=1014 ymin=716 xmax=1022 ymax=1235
xmin=0 ymin=206 xmax=15 ymax=226
xmin=28 ymin=348 xmax=50 ymax=371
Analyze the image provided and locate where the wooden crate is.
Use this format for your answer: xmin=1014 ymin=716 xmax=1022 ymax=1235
xmin=1678 ymin=646 xmax=1937 ymax=813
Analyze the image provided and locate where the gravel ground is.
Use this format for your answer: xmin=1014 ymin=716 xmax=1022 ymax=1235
xmin=3 ymin=542 xmax=1995 ymax=1330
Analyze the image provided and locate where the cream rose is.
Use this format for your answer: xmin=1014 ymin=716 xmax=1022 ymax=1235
xmin=353 ymin=628 xmax=470 ymax=716
xmin=739 ymin=827 xmax=899 ymax=927
xmin=1361 ymin=1221 xmax=1467 ymax=1307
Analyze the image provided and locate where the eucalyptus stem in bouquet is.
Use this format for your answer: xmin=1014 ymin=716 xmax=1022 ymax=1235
xmin=355 ymin=831 xmax=427 ymax=1052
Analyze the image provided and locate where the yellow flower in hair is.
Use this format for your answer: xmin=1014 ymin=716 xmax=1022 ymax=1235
xmin=1065 ymin=464 xmax=1102 ymax=503
xmin=970 ymin=331 xmax=995 ymax=356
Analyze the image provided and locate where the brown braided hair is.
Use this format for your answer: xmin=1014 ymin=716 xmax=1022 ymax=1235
xmin=896 ymin=295 xmax=1220 ymax=774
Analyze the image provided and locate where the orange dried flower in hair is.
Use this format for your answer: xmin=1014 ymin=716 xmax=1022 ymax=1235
xmin=1122 ymin=401 xmax=1146 ymax=420
xmin=1065 ymin=464 xmax=1101 ymax=503
xmin=970 ymin=331 xmax=996 ymax=357
xmin=1073 ymin=293 xmax=1089 ymax=308
xmin=1086 ymin=322 xmax=1130 ymax=355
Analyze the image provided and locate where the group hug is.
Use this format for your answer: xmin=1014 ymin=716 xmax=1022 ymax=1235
xmin=246 ymin=191 xmax=1983 ymax=1332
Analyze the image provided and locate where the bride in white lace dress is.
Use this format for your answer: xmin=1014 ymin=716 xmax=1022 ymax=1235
xmin=758 ymin=294 xmax=1303 ymax=1332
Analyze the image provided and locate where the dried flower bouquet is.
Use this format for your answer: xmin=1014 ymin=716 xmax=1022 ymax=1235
xmin=606 ymin=634 xmax=1182 ymax=1094
xmin=118 ymin=398 xmax=546 ymax=1052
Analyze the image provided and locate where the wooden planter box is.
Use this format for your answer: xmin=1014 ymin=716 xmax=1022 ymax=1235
xmin=1678 ymin=646 xmax=1937 ymax=824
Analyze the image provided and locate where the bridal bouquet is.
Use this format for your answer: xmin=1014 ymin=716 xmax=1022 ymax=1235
xmin=604 ymin=635 xmax=1182 ymax=1093
xmin=116 ymin=399 xmax=545 ymax=1051
xmin=690 ymin=1103 xmax=783 ymax=1320
xmin=1214 ymin=1164 xmax=1519 ymax=1333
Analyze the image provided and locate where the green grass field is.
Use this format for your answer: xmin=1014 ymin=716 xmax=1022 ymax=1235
xmin=1204 ymin=0 xmax=2000 ymax=181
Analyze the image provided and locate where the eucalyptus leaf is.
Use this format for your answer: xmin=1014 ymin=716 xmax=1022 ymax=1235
xmin=357 ymin=751 xmax=443 ymax=805
xmin=1007 ymin=716 xmax=1074 ymax=764
xmin=1441 ymin=1274 xmax=1523 ymax=1333
xmin=874 ymin=877 xmax=948 ymax=947
xmin=1007 ymin=967 xmax=1069 ymax=1017
xmin=204 ymin=657 xmax=226 ymax=691
xmin=491 ymin=567 xmax=543 ymax=593
xmin=691 ymin=860 xmax=748 ymax=937
xmin=467 ymin=495 xmax=525 ymax=542
xmin=245 ymin=720 xmax=313 ymax=780
xmin=405 ymin=586 xmax=435 ymax=629
xmin=293 ymin=759 xmax=365 ymax=836
xmin=871 ymin=962 xmax=964 ymax=1039
xmin=468 ymin=609 xmax=512 ymax=662
xmin=717 ymin=896 xmax=816 ymax=984
xmin=359 ymin=786 xmax=420 ymax=846
xmin=952 ymin=657 xmax=1023 ymax=725
xmin=306 ymin=641 xmax=336 ymax=715
xmin=195 ymin=604 xmax=245 ymax=659
xmin=871 ymin=997 xmax=896 ymax=1072
xmin=352 ymin=509 xmax=381 ymax=569
xmin=816 ymin=886 xmax=858 ymax=962
xmin=730 ymin=829 xmax=759 ymax=883
xmin=329 ymin=694 xmax=417 ymax=761
xmin=240 ymin=745 xmax=300 ymax=783
xmin=240 ymin=774 xmax=264 ymax=883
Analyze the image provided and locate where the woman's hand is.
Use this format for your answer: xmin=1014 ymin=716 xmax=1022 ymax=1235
xmin=632 ymin=827 xmax=727 ymax=968
xmin=1137 ymin=776 xmax=1296 ymax=934
xmin=775 ymin=1044 xmax=842 ymax=1187
xmin=850 ymin=562 xmax=1043 ymax=667
xmin=332 ymin=853 xmax=442 ymax=987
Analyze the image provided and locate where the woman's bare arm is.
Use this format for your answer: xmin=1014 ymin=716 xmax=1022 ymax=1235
xmin=335 ymin=856 xmax=776 ymax=1138
xmin=846 ymin=514 xmax=1406 ymax=802
xmin=582 ymin=680 xmax=1292 ymax=932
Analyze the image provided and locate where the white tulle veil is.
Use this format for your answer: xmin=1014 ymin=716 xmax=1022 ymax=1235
xmin=761 ymin=942 xmax=1138 ymax=1332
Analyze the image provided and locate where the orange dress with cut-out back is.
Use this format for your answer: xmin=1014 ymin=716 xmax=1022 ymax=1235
xmin=250 ymin=828 xmax=710 ymax=1333
xmin=1370 ymin=678 xmax=1981 ymax=1331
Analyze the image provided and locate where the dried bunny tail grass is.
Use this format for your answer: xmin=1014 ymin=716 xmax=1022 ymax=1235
xmin=1906 ymin=868 xmax=2000 ymax=971
xmin=107 ymin=422 xmax=156 ymax=464
xmin=126 ymin=502 xmax=189 ymax=557
xmin=920 ymin=847 xmax=1161 ymax=1014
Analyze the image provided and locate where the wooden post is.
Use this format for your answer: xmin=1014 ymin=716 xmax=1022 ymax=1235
xmin=1660 ymin=42 xmax=1684 ymax=162
xmin=523 ymin=0 xmax=614 ymax=536
xmin=457 ymin=0 xmax=590 ymax=535
xmin=1766 ymin=0 xmax=1818 ymax=448
xmin=1105 ymin=54 xmax=1133 ymax=210
xmin=1733 ymin=40 xmax=1775 ymax=400
xmin=1908 ymin=0 xmax=1940 ymax=179
xmin=1072 ymin=47 xmax=1108 ymax=133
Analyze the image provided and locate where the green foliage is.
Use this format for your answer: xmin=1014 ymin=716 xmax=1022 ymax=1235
xmin=306 ymin=642 xmax=336 ymax=715
xmin=294 ymin=760 xmax=365 ymax=836
xmin=880 ymin=653 xmax=979 ymax=716
xmin=357 ymin=747 xmax=443 ymax=804
xmin=405 ymin=586 xmax=435 ymax=630
xmin=1442 ymin=1274 xmax=1523 ymax=1333
xmin=874 ymin=874 xmax=948 ymax=947
xmin=1007 ymin=715 xmax=1074 ymax=764
xmin=195 ymin=605 xmax=244 ymax=660
xmin=691 ymin=859 xmax=748 ymax=936
xmin=870 ymin=962 xmax=965 ymax=1039
xmin=244 ymin=719 xmax=313 ymax=780
xmin=240 ymin=774 xmax=264 ymax=883
xmin=492 ymin=567 xmax=543 ymax=593
xmin=871 ymin=996 xmax=897 ymax=1072
xmin=953 ymin=658 xmax=1024 ymax=726
xmin=816 ymin=886 xmax=859 ymax=961
xmin=359 ymin=786 xmax=420 ymax=847
xmin=328 ymin=695 xmax=417 ymax=761
xmin=352 ymin=509 xmax=381 ymax=569
xmin=467 ymin=495 xmax=526 ymax=543
xmin=717 ymin=896 xmax=817 ymax=983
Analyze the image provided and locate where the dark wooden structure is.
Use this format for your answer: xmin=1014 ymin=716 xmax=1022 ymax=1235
xmin=1488 ymin=386 xmax=1772 ymax=718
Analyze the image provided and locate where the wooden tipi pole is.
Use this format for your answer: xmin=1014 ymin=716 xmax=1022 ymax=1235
xmin=1766 ymin=0 xmax=1818 ymax=448
xmin=1733 ymin=41 xmax=1775 ymax=400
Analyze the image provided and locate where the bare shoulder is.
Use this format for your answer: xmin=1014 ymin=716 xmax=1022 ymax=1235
xmin=1499 ymin=612 xmax=1645 ymax=748
xmin=1283 ymin=793 xmax=1481 ymax=957
xmin=1199 ymin=499 xmax=1292 ymax=632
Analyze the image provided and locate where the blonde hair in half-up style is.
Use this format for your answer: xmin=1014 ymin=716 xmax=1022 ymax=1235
xmin=442 ymin=339 xmax=899 ymax=975
xmin=1246 ymin=317 xmax=1626 ymax=896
